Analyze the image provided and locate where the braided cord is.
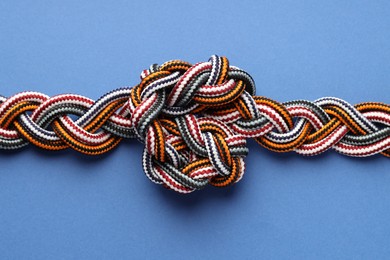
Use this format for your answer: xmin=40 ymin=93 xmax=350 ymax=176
xmin=1 ymin=55 xmax=389 ymax=193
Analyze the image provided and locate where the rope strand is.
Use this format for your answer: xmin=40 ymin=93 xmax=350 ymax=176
xmin=1 ymin=55 xmax=389 ymax=193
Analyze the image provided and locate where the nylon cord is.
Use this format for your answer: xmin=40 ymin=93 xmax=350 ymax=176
xmin=1 ymin=55 xmax=389 ymax=193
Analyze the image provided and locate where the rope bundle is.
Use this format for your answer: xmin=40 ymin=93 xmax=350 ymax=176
xmin=1 ymin=55 xmax=389 ymax=193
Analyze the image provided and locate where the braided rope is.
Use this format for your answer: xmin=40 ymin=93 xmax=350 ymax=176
xmin=1 ymin=55 xmax=389 ymax=193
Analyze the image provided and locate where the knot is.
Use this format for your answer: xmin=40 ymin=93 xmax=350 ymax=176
xmin=128 ymin=55 xmax=255 ymax=192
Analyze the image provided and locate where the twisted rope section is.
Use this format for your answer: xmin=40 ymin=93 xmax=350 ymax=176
xmin=1 ymin=55 xmax=389 ymax=193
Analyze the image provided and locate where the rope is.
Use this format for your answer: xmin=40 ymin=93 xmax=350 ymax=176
xmin=1 ymin=55 xmax=389 ymax=193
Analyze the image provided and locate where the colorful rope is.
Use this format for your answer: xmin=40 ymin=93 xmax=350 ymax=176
xmin=1 ymin=55 xmax=389 ymax=193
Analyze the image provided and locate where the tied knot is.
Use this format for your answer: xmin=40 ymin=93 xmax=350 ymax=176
xmin=128 ymin=55 xmax=255 ymax=192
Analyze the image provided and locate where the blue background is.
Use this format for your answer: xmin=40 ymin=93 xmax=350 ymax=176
xmin=0 ymin=0 xmax=390 ymax=259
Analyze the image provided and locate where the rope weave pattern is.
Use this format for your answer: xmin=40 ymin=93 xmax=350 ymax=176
xmin=1 ymin=55 xmax=389 ymax=193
